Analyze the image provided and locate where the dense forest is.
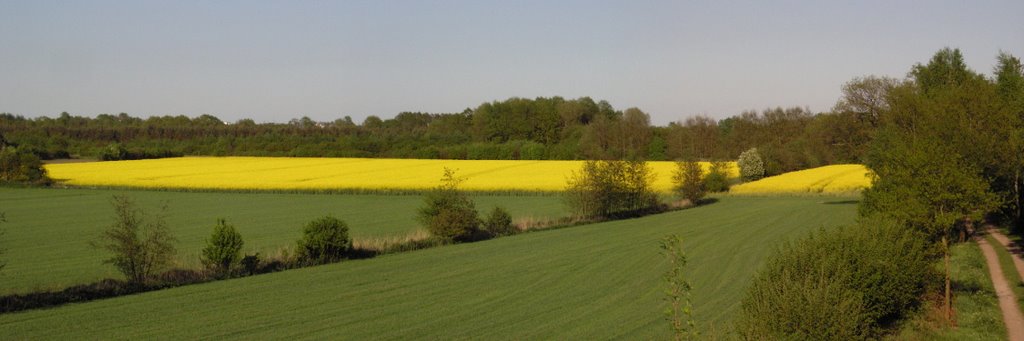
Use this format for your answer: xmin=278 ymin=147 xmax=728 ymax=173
xmin=0 ymin=90 xmax=883 ymax=176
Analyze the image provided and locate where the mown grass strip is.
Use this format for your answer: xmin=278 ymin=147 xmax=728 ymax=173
xmin=987 ymin=232 xmax=1024 ymax=316
xmin=891 ymin=241 xmax=1005 ymax=340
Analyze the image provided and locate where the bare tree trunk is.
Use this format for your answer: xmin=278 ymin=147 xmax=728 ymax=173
xmin=1016 ymin=170 xmax=1021 ymax=229
xmin=944 ymin=235 xmax=953 ymax=325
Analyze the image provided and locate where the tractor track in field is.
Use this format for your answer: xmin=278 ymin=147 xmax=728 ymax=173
xmin=976 ymin=226 xmax=1024 ymax=340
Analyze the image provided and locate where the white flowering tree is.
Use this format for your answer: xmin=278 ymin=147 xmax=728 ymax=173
xmin=737 ymin=148 xmax=765 ymax=182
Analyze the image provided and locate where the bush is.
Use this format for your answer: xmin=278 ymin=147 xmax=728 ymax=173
xmin=672 ymin=160 xmax=705 ymax=204
xmin=565 ymin=160 xmax=660 ymax=219
xmin=418 ymin=168 xmax=481 ymax=242
xmin=200 ymin=218 xmax=244 ymax=275
xmin=519 ymin=141 xmax=547 ymax=160
xmin=295 ymin=216 xmax=351 ymax=264
xmin=98 ymin=143 xmax=128 ymax=161
xmin=735 ymin=219 xmax=935 ymax=339
xmin=737 ymin=147 xmax=765 ymax=182
xmin=97 ymin=143 xmax=180 ymax=161
xmin=93 ymin=195 xmax=177 ymax=285
xmin=739 ymin=262 xmax=872 ymax=340
xmin=0 ymin=146 xmax=51 ymax=185
xmin=703 ymin=161 xmax=731 ymax=192
xmin=240 ymin=253 xmax=260 ymax=276
xmin=483 ymin=206 xmax=517 ymax=237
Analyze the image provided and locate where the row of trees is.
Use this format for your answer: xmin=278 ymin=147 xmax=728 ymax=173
xmin=2 ymin=92 xmax=886 ymax=176
xmin=2 ymin=150 xmax=738 ymax=311
xmin=81 ymin=168 xmax=525 ymax=287
xmin=92 ymin=195 xmax=356 ymax=286
xmin=417 ymin=157 xmax=735 ymax=246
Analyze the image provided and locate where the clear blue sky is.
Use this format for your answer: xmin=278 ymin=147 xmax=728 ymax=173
xmin=2 ymin=1 xmax=1021 ymax=125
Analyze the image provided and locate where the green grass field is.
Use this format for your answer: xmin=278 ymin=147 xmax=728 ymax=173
xmin=0 ymin=187 xmax=566 ymax=294
xmin=0 ymin=195 xmax=858 ymax=339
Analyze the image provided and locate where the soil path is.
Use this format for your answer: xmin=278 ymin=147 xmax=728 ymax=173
xmin=976 ymin=229 xmax=1024 ymax=340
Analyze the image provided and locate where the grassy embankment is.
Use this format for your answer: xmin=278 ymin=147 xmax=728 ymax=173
xmin=0 ymin=195 xmax=857 ymax=339
xmin=986 ymin=232 xmax=1024 ymax=316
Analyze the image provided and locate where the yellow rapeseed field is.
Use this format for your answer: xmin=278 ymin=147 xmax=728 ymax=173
xmin=45 ymin=157 xmax=739 ymax=193
xmin=729 ymin=164 xmax=873 ymax=195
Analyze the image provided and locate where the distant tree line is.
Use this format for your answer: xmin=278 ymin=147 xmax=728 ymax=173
xmin=1 ymin=94 xmax=882 ymax=176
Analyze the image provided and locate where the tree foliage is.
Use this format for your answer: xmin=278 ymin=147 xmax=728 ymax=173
xmin=93 ymin=195 xmax=177 ymax=285
xmin=295 ymin=216 xmax=351 ymax=265
xmin=703 ymin=161 xmax=731 ymax=193
xmin=564 ymin=160 xmax=659 ymax=219
xmin=994 ymin=51 xmax=1024 ymax=228
xmin=0 ymin=145 xmax=50 ymax=185
xmin=861 ymin=47 xmax=1014 ymax=322
xmin=862 ymin=47 xmax=1006 ymax=238
xmin=418 ymin=168 xmax=481 ymax=242
xmin=2 ymin=96 xmax=884 ymax=174
xmin=737 ymin=148 xmax=765 ymax=182
xmin=672 ymin=160 xmax=705 ymax=204
xmin=201 ymin=218 xmax=245 ymax=275
xmin=736 ymin=221 xmax=934 ymax=340
xmin=833 ymin=76 xmax=901 ymax=128
xmin=482 ymin=206 xmax=516 ymax=237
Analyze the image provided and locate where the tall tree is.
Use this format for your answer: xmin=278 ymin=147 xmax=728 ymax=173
xmin=861 ymin=48 xmax=1007 ymax=322
xmin=911 ymin=47 xmax=973 ymax=93
xmin=620 ymin=108 xmax=653 ymax=159
xmin=995 ymin=52 xmax=1024 ymax=228
xmin=833 ymin=76 xmax=902 ymax=127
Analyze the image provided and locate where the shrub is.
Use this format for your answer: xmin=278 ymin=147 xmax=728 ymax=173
xmin=519 ymin=141 xmax=547 ymax=160
xmin=703 ymin=161 xmax=731 ymax=192
xmin=672 ymin=160 xmax=705 ymax=205
xmin=98 ymin=143 xmax=127 ymax=161
xmin=737 ymin=147 xmax=765 ymax=182
xmin=564 ymin=160 xmax=660 ymax=219
xmin=735 ymin=219 xmax=935 ymax=339
xmin=295 ymin=216 xmax=351 ymax=264
xmin=0 ymin=146 xmax=51 ymax=185
xmin=466 ymin=143 xmax=503 ymax=160
xmin=93 ymin=195 xmax=177 ymax=285
xmin=418 ymin=168 xmax=481 ymax=242
xmin=240 ymin=253 xmax=260 ymax=276
xmin=483 ymin=206 xmax=516 ymax=237
xmin=97 ymin=143 xmax=179 ymax=161
xmin=738 ymin=262 xmax=872 ymax=340
xmin=200 ymin=218 xmax=244 ymax=275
